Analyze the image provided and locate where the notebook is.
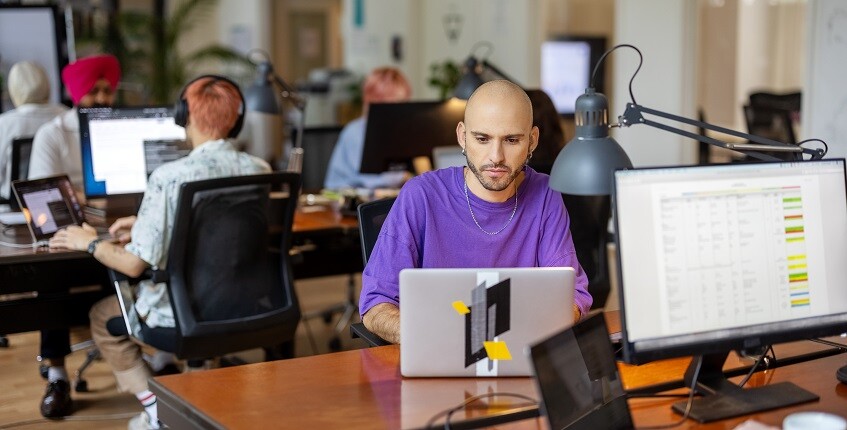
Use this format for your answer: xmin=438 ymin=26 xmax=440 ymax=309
xmin=399 ymin=267 xmax=575 ymax=377
xmin=528 ymin=312 xmax=633 ymax=430
xmin=11 ymin=175 xmax=86 ymax=244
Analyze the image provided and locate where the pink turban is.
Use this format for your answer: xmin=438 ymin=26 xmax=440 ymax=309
xmin=61 ymin=55 xmax=121 ymax=104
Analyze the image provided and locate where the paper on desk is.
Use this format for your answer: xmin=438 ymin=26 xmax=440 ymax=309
xmin=0 ymin=212 xmax=26 ymax=225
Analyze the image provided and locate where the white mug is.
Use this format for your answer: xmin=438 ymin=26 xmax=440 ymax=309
xmin=783 ymin=412 xmax=847 ymax=430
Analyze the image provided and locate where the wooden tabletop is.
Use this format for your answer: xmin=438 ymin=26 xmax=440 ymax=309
xmin=151 ymin=312 xmax=847 ymax=430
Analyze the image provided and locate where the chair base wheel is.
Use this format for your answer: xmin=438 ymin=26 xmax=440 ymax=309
xmin=328 ymin=336 xmax=342 ymax=352
xmin=39 ymin=363 xmax=49 ymax=380
xmin=0 ymin=336 xmax=9 ymax=348
xmin=74 ymin=379 xmax=89 ymax=393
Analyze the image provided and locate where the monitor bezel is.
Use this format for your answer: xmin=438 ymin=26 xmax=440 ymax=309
xmin=79 ymin=105 xmax=182 ymax=199
xmin=611 ymin=159 xmax=847 ymax=365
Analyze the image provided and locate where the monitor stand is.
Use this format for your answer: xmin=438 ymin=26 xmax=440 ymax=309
xmin=671 ymin=352 xmax=818 ymax=423
xmin=84 ymin=195 xmax=142 ymax=220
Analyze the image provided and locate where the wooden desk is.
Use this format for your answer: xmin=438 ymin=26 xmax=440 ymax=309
xmin=151 ymin=312 xmax=847 ymax=429
xmin=0 ymin=206 xmax=360 ymax=334
xmin=0 ymin=227 xmax=110 ymax=334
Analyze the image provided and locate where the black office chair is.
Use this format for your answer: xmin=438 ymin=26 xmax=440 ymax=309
xmin=107 ymin=173 xmax=302 ymax=364
xmin=0 ymin=136 xmax=33 ymax=208
xmin=349 ymin=197 xmax=396 ymax=347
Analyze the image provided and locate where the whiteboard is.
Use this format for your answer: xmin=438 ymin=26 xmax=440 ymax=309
xmin=0 ymin=5 xmax=68 ymax=112
xmin=804 ymin=0 xmax=847 ymax=160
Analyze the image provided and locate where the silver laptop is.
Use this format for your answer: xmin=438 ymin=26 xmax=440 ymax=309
xmin=400 ymin=267 xmax=575 ymax=377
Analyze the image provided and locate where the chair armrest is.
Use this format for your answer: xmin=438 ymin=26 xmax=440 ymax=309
xmin=350 ymin=322 xmax=391 ymax=347
xmin=108 ymin=268 xmax=169 ymax=285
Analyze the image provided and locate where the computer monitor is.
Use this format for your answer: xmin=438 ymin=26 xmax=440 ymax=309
xmin=612 ymin=159 xmax=847 ymax=422
xmin=540 ymin=36 xmax=606 ymax=116
xmin=359 ymin=99 xmax=466 ymax=174
xmin=79 ymin=106 xmax=188 ymax=198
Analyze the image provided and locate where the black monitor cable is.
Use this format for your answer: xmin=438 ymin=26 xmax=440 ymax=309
xmin=635 ymin=354 xmax=703 ymax=430
xmin=424 ymin=392 xmax=537 ymax=430
xmin=738 ymin=345 xmax=775 ymax=388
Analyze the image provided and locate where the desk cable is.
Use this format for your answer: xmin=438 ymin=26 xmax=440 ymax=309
xmin=424 ymin=392 xmax=538 ymax=430
xmin=0 ymin=412 xmax=138 ymax=429
xmin=0 ymin=224 xmax=35 ymax=248
xmin=635 ymin=355 xmax=703 ymax=430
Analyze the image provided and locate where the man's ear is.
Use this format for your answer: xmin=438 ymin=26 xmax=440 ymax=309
xmin=456 ymin=121 xmax=466 ymax=151
xmin=530 ymin=125 xmax=540 ymax=153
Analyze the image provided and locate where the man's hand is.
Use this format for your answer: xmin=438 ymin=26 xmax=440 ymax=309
xmin=572 ymin=304 xmax=581 ymax=325
xmin=108 ymin=216 xmax=136 ymax=244
xmin=49 ymin=223 xmax=98 ymax=251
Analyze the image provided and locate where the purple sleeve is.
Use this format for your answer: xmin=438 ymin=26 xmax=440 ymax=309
xmin=539 ymin=191 xmax=593 ymax=316
xmin=358 ymin=184 xmax=422 ymax=316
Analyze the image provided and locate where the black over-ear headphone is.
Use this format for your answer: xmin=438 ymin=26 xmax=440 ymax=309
xmin=174 ymin=74 xmax=245 ymax=138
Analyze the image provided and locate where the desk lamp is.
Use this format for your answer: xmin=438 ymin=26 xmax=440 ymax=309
xmin=245 ymin=52 xmax=308 ymax=173
xmin=453 ymin=42 xmax=520 ymax=100
xmin=549 ymin=44 xmax=827 ymax=196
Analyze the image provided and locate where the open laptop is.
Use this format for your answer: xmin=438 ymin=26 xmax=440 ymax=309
xmin=528 ymin=312 xmax=633 ymax=430
xmin=11 ymin=175 xmax=86 ymax=245
xmin=400 ymin=267 xmax=575 ymax=377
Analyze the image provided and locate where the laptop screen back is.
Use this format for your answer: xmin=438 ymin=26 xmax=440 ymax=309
xmin=529 ymin=313 xmax=632 ymax=430
xmin=400 ymin=267 xmax=575 ymax=377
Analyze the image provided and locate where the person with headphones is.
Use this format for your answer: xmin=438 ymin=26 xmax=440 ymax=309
xmin=48 ymin=75 xmax=270 ymax=430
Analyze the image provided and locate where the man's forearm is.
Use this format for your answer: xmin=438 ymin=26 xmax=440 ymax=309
xmin=362 ymin=303 xmax=401 ymax=344
xmin=92 ymin=241 xmax=148 ymax=278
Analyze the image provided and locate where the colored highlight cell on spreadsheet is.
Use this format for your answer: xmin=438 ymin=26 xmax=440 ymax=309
xmin=786 ymin=237 xmax=805 ymax=243
xmin=787 ymin=255 xmax=806 ymax=261
xmin=784 ymin=215 xmax=803 ymax=220
xmin=791 ymin=298 xmax=810 ymax=307
xmin=788 ymin=264 xmax=807 ymax=270
xmin=783 ymin=197 xmax=802 ymax=203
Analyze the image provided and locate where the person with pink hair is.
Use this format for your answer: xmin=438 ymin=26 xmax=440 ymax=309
xmin=49 ymin=76 xmax=270 ymax=429
xmin=324 ymin=67 xmax=412 ymax=189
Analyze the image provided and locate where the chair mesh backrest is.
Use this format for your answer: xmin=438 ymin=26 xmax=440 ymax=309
xmin=184 ymin=185 xmax=283 ymax=322
xmin=11 ymin=137 xmax=33 ymax=182
xmin=165 ymin=173 xmax=301 ymax=353
xmin=357 ymin=197 xmax=396 ymax=264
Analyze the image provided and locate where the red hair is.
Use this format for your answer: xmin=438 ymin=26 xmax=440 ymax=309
xmin=362 ymin=67 xmax=411 ymax=112
xmin=185 ymin=77 xmax=242 ymax=138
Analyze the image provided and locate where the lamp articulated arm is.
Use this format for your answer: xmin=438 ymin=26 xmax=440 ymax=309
xmin=617 ymin=103 xmax=825 ymax=161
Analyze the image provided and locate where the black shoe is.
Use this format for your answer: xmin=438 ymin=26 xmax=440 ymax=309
xmin=40 ymin=380 xmax=73 ymax=418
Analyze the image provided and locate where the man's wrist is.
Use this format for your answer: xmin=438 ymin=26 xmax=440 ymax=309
xmin=87 ymin=238 xmax=104 ymax=255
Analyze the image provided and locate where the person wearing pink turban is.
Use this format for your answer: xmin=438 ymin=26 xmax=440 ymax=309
xmin=29 ymin=54 xmax=121 ymax=187
xmin=26 ymin=54 xmax=120 ymax=419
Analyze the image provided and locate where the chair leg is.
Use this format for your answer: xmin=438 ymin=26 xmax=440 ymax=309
xmin=74 ymin=347 xmax=100 ymax=392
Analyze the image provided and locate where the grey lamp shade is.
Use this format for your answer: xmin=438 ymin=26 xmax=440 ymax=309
xmin=245 ymin=62 xmax=280 ymax=114
xmin=549 ymin=88 xmax=632 ymax=196
xmin=452 ymin=57 xmax=485 ymax=100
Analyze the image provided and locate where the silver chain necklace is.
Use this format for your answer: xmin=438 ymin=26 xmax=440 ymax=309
xmin=463 ymin=171 xmax=518 ymax=235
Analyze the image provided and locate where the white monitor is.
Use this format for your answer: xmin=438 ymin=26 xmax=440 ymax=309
xmin=613 ymin=159 xmax=847 ymax=421
xmin=79 ymin=107 xmax=188 ymax=198
xmin=540 ymin=37 xmax=606 ymax=116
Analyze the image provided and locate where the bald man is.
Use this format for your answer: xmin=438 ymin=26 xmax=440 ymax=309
xmin=359 ymin=80 xmax=591 ymax=344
